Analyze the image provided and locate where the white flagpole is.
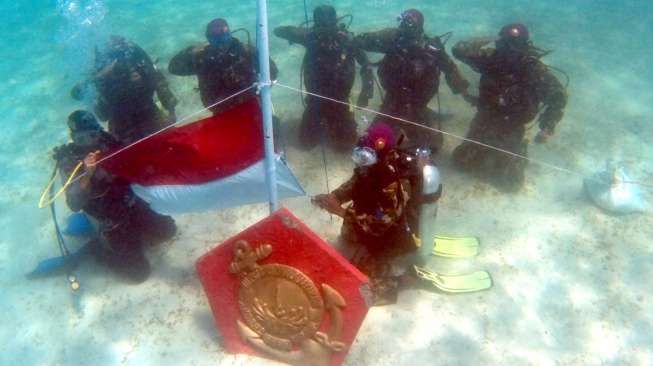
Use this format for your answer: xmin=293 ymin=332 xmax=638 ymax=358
xmin=256 ymin=0 xmax=279 ymax=213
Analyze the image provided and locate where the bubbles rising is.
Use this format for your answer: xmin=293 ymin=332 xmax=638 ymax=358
xmin=56 ymin=0 xmax=108 ymax=105
xmin=57 ymin=0 xmax=107 ymax=26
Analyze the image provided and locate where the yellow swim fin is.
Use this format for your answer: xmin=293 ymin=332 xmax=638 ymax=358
xmin=414 ymin=266 xmax=492 ymax=293
xmin=432 ymin=235 xmax=480 ymax=258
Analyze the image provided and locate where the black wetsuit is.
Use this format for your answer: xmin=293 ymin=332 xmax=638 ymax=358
xmin=275 ymin=25 xmax=373 ymax=151
xmin=332 ymin=149 xmax=420 ymax=304
xmin=356 ymin=29 xmax=469 ymax=152
xmin=169 ymin=38 xmax=278 ymax=115
xmin=53 ymin=134 xmax=176 ymax=282
xmin=451 ymin=39 xmax=567 ymax=191
xmin=333 ymin=149 xmax=420 ymax=259
xmin=72 ymin=39 xmax=177 ymax=144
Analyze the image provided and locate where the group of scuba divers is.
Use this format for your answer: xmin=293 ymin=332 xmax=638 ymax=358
xmin=52 ymin=6 xmax=567 ymax=303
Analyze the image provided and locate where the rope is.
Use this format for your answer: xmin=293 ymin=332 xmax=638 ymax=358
xmin=41 ymin=162 xmax=70 ymax=258
xmin=45 ymin=163 xmax=82 ymax=292
xmin=275 ymin=81 xmax=653 ymax=188
xmin=320 ymin=126 xmax=331 ymax=193
xmin=622 ymin=179 xmax=653 ymax=189
xmin=302 ymin=0 xmax=310 ymax=29
xmin=39 ymin=161 xmax=84 ymax=208
xmin=49 ymin=180 xmax=70 ymax=257
xmin=43 ymin=78 xmax=653 ymax=200
xmin=95 ymin=85 xmax=256 ymax=167
xmin=48 ymin=85 xmax=257 ymax=197
xmin=300 ymin=0 xmax=331 ymax=194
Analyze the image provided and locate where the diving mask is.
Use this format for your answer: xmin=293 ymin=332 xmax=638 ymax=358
xmin=352 ymin=146 xmax=378 ymax=167
xmin=71 ymin=129 xmax=102 ymax=147
xmin=208 ymin=32 xmax=233 ymax=47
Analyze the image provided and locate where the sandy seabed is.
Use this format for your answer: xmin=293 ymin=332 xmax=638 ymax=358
xmin=1 ymin=1 xmax=652 ymax=365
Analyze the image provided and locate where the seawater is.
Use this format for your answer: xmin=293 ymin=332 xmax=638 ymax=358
xmin=1 ymin=0 xmax=652 ymax=365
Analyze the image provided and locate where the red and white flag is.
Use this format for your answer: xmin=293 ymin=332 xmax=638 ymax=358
xmin=103 ymin=98 xmax=304 ymax=214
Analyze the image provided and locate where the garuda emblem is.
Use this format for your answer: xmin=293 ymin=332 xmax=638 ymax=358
xmin=230 ymin=240 xmax=346 ymax=366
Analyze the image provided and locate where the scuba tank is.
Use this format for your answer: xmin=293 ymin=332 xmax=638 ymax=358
xmin=416 ymin=149 xmax=442 ymax=261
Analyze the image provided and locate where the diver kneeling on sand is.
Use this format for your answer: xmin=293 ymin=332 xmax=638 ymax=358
xmin=355 ymin=9 xmax=471 ymax=154
xmin=52 ymin=111 xmax=177 ymax=283
xmin=312 ymin=123 xmax=441 ymax=305
xmin=451 ymin=23 xmax=568 ymax=192
xmin=274 ymin=4 xmax=374 ymax=152
xmin=169 ymin=18 xmax=279 ymax=116
xmin=71 ymin=36 xmax=178 ymax=145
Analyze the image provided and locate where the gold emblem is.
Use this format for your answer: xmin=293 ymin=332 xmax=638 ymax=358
xmin=230 ymin=240 xmax=347 ymax=366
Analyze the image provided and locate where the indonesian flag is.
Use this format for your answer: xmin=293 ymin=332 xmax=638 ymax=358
xmin=103 ymin=98 xmax=305 ymax=214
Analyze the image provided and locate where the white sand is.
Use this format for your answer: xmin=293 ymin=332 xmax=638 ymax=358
xmin=1 ymin=1 xmax=652 ymax=365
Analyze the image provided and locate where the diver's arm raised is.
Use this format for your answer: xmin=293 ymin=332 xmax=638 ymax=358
xmin=273 ymin=26 xmax=309 ymax=46
xmin=355 ymin=28 xmax=398 ymax=54
xmin=168 ymin=46 xmax=200 ymax=76
xmin=452 ymin=37 xmax=496 ymax=72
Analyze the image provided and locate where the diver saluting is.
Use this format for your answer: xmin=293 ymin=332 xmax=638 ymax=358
xmin=169 ymin=18 xmax=279 ymax=115
xmin=452 ymin=23 xmax=568 ymax=192
xmin=274 ymin=5 xmax=374 ymax=152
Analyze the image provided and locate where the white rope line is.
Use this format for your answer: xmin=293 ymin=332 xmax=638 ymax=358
xmin=65 ymin=84 xmax=256 ymax=186
xmin=624 ymin=180 xmax=653 ymax=189
xmin=95 ymin=84 xmax=256 ymax=166
xmin=275 ymin=82 xmax=601 ymax=181
xmin=56 ymin=79 xmax=653 ymax=194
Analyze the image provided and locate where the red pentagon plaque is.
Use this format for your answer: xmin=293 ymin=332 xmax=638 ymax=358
xmin=196 ymin=208 xmax=371 ymax=366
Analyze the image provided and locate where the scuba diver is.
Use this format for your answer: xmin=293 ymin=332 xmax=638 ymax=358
xmin=312 ymin=123 xmax=441 ymax=305
xmin=451 ymin=23 xmax=568 ymax=192
xmin=355 ymin=9 xmax=470 ymax=153
xmin=274 ymin=5 xmax=374 ymax=152
xmin=52 ymin=110 xmax=177 ymax=283
xmin=71 ymin=36 xmax=178 ymax=144
xmin=169 ymin=18 xmax=279 ymax=115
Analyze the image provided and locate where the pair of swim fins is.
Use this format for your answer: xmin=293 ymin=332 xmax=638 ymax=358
xmin=26 ymin=242 xmax=93 ymax=279
xmin=415 ymin=235 xmax=492 ymax=293
xmin=26 ymin=212 xmax=96 ymax=279
xmin=432 ymin=235 xmax=480 ymax=258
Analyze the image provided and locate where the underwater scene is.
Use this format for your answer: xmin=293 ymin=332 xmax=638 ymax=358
xmin=1 ymin=0 xmax=652 ymax=365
